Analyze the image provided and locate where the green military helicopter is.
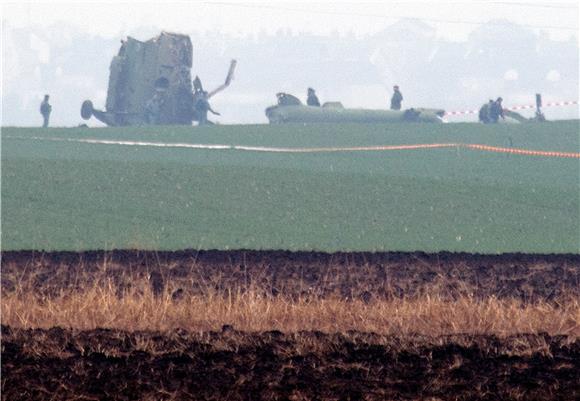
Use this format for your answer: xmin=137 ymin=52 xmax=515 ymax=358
xmin=80 ymin=32 xmax=236 ymax=126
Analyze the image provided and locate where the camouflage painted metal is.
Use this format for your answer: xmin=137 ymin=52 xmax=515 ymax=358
xmin=265 ymin=94 xmax=445 ymax=124
xmin=81 ymin=32 xmax=236 ymax=126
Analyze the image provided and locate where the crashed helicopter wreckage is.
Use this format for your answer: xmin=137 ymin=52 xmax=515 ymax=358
xmin=80 ymin=32 xmax=236 ymax=126
xmin=265 ymin=93 xmax=446 ymax=124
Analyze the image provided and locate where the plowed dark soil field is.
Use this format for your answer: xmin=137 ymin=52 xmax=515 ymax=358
xmin=3 ymin=250 xmax=579 ymax=301
xmin=3 ymin=251 xmax=579 ymax=400
xmin=2 ymin=325 xmax=578 ymax=401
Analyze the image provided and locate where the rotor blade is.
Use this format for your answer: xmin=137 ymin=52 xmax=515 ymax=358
xmin=207 ymin=60 xmax=237 ymax=99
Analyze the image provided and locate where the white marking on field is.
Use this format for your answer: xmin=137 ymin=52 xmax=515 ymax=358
xmin=6 ymin=135 xmax=580 ymax=158
xmin=8 ymin=136 xmax=456 ymax=153
xmin=79 ymin=138 xmax=232 ymax=150
xmin=27 ymin=136 xmax=232 ymax=150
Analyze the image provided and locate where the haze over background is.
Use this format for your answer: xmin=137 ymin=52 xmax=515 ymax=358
xmin=2 ymin=0 xmax=579 ymax=126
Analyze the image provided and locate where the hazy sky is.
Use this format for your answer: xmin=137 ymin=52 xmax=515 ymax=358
xmin=2 ymin=0 xmax=578 ymax=126
xmin=3 ymin=0 xmax=579 ymax=41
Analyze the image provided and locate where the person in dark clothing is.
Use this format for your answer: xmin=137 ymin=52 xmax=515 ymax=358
xmin=194 ymin=90 xmax=220 ymax=125
xmin=40 ymin=94 xmax=52 ymax=127
xmin=478 ymin=99 xmax=494 ymax=124
xmin=390 ymin=85 xmax=403 ymax=110
xmin=306 ymin=87 xmax=320 ymax=107
xmin=489 ymin=97 xmax=505 ymax=123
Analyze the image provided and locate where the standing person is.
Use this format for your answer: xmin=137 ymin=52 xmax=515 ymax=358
xmin=40 ymin=94 xmax=52 ymax=127
xmin=390 ymin=85 xmax=403 ymax=111
xmin=194 ymin=90 xmax=220 ymax=125
xmin=489 ymin=97 xmax=505 ymax=123
xmin=306 ymin=87 xmax=320 ymax=107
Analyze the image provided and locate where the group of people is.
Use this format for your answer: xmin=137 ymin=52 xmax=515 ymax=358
xmin=306 ymin=86 xmax=507 ymax=125
xmin=40 ymin=85 xmax=506 ymax=127
xmin=40 ymin=85 xmax=400 ymax=127
xmin=305 ymin=85 xmax=404 ymax=110
xmin=478 ymin=97 xmax=505 ymax=124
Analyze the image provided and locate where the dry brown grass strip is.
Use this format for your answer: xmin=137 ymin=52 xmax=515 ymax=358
xmin=2 ymin=280 xmax=579 ymax=336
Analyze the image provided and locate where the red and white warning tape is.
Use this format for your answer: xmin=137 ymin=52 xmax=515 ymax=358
xmin=445 ymin=100 xmax=578 ymax=117
xmin=445 ymin=109 xmax=478 ymax=116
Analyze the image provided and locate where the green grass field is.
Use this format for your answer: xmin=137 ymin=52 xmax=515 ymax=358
xmin=2 ymin=121 xmax=579 ymax=253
